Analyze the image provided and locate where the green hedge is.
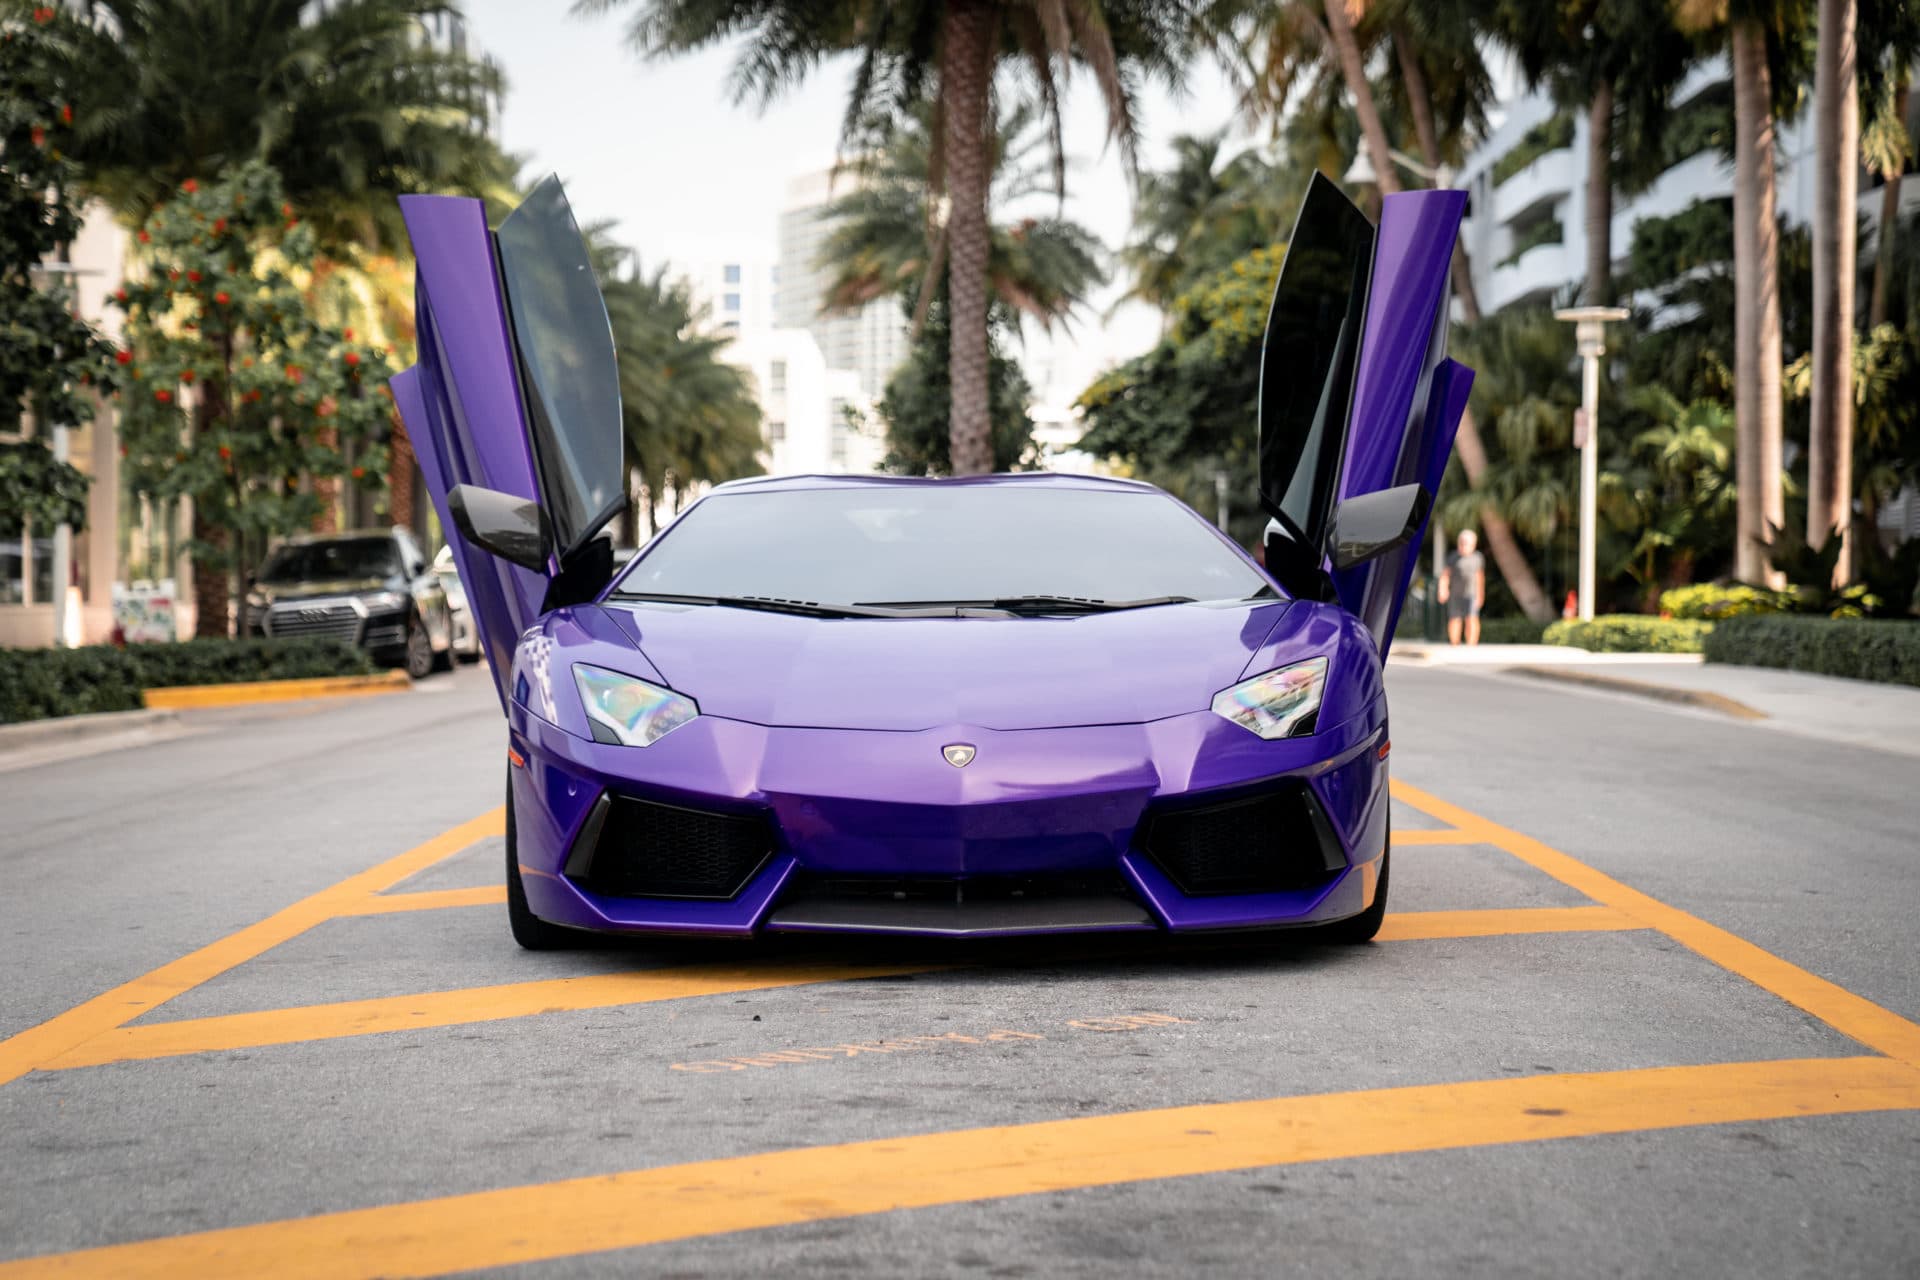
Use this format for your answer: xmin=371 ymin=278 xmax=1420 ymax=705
xmin=1479 ymin=617 xmax=1550 ymax=645
xmin=1544 ymin=615 xmax=1714 ymax=653
xmin=1658 ymin=582 xmax=1793 ymax=620
xmin=0 ymin=638 xmax=376 ymax=724
xmin=1703 ymin=615 xmax=1920 ymax=688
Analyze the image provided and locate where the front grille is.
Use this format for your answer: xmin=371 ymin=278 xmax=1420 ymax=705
xmin=765 ymin=872 xmax=1154 ymax=936
xmin=267 ymin=601 xmax=361 ymax=643
xmin=564 ymin=793 xmax=775 ymax=900
xmin=1136 ymin=783 xmax=1344 ymax=896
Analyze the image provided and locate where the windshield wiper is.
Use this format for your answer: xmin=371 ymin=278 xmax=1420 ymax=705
xmin=854 ymin=594 xmax=1195 ymax=615
xmin=609 ymin=591 xmax=910 ymax=619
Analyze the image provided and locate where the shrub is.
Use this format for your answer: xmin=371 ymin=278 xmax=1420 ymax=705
xmin=1659 ymin=583 xmax=1793 ymax=620
xmin=0 ymin=638 xmax=375 ymax=724
xmin=1479 ymin=617 xmax=1550 ymax=645
xmin=1703 ymin=615 xmax=1920 ymax=688
xmin=1543 ymin=616 xmax=1713 ymax=653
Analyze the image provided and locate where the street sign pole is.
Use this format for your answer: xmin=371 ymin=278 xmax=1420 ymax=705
xmin=1555 ymin=306 xmax=1629 ymax=623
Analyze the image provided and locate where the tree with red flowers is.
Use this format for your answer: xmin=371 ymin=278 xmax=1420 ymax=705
xmin=0 ymin=5 xmax=115 ymax=534
xmin=111 ymin=163 xmax=396 ymax=637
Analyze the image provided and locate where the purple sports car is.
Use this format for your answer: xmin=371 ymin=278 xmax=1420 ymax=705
xmin=390 ymin=172 xmax=1471 ymax=949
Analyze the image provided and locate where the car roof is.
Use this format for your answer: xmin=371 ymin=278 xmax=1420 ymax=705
xmin=708 ymin=472 xmax=1163 ymax=496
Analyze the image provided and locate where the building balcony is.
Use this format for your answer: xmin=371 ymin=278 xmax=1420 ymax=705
xmin=1485 ymin=241 xmax=1576 ymax=314
xmin=1489 ymin=146 xmax=1577 ymax=229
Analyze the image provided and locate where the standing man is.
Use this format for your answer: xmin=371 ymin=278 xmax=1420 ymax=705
xmin=1438 ymin=529 xmax=1485 ymax=646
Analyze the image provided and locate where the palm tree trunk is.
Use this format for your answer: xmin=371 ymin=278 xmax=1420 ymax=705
xmin=1586 ymin=79 xmax=1615 ymax=305
xmin=1385 ymin=25 xmax=1550 ymax=621
xmin=1869 ymin=74 xmax=1908 ymax=330
xmin=1325 ymin=0 xmax=1399 ymax=196
xmin=1732 ymin=20 xmax=1785 ymax=586
xmin=941 ymin=0 xmax=994 ymax=476
xmin=1809 ymin=0 xmax=1859 ymax=582
xmin=1391 ymin=27 xmax=1486 ymax=321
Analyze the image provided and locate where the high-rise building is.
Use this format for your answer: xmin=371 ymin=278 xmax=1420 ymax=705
xmin=776 ymin=170 xmax=914 ymax=400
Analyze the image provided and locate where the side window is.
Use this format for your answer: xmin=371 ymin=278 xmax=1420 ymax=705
xmin=1258 ymin=172 xmax=1375 ymax=551
xmin=495 ymin=176 xmax=624 ymax=558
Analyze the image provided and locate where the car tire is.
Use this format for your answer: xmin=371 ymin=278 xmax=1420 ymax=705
xmin=431 ymin=645 xmax=454 ymax=674
xmin=506 ymin=768 xmax=577 ymax=951
xmin=404 ymin=613 xmax=434 ymax=681
xmin=1307 ymin=836 xmax=1390 ymax=945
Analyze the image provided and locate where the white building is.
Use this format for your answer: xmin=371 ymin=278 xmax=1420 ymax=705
xmin=724 ymin=330 xmax=885 ymax=476
xmin=776 ymin=169 xmax=914 ymax=400
xmin=1456 ymin=58 xmax=1920 ymax=316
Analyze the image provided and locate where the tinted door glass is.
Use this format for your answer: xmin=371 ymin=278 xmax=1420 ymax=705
xmin=495 ymin=176 xmax=623 ymax=557
xmin=617 ymin=486 xmax=1269 ymax=606
xmin=261 ymin=538 xmax=402 ymax=583
xmin=1258 ymin=173 xmax=1375 ymax=550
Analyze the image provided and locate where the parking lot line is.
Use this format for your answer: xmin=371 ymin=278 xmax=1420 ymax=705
xmin=0 ymin=809 xmax=504 ymax=1089
xmin=42 ymin=961 xmax=944 ymax=1071
xmin=37 ymin=907 xmax=1635 ymax=1071
xmin=1391 ymin=780 xmax=1920 ymax=1066
xmin=1390 ymin=827 xmax=1483 ymax=845
xmin=8 ymin=1054 xmax=1915 ymax=1280
xmin=345 ymin=885 xmax=506 ymax=914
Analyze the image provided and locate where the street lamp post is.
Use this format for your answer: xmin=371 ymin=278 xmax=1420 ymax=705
xmin=1553 ymin=306 xmax=1629 ymax=622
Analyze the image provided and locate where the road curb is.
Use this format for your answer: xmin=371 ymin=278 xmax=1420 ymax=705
xmin=0 ymin=706 xmax=182 ymax=749
xmin=141 ymin=670 xmax=411 ymax=709
xmin=1505 ymin=665 xmax=1768 ymax=720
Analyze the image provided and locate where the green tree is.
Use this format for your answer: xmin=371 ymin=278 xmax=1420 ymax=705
xmin=880 ymin=295 xmax=1037 ymax=476
xmin=110 ymin=165 xmax=398 ymax=637
xmin=1116 ymin=131 xmax=1298 ymax=312
xmin=1078 ymin=244 xmax=1281 ymax=546
xmin=820 ymin=97 xmax=1107 ymax=338
xmin=44 ymin=0 xmax=509 ymax=255
xmin=582 ymin=0 xmax=1197 ymax=476
xmin=0 ymin=6 xmax=115 ymax=540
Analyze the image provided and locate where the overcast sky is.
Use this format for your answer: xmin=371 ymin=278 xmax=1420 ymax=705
xmin=461 ymin=1 xmax=1249 ymax=404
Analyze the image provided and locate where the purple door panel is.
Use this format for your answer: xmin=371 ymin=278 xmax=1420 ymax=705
xmin=394 ymin=194 xmax=548 ymax=703
xmin=1330 ymin=189 xmax=1469 ymax=649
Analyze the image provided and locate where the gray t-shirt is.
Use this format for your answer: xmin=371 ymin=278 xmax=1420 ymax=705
xmin=1446 ymin=551 xmax=1484 ymax=602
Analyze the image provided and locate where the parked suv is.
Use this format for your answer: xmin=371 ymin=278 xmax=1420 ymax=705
xmin=244 ymin=528 xmax=453 ymax=678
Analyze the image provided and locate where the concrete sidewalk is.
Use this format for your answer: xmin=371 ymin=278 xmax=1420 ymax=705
xmin=1413 ymin=652 xmax=1920 ymax=759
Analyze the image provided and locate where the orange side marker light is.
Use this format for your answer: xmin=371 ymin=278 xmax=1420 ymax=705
xmin=507 ymin=746 xmax=526 ymax=769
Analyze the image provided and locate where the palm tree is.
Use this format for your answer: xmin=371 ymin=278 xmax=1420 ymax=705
xmin=579 ymin=0 xmax=1197 ymax=476
xmin=818 ymin=98 xmax=1107 ymax=337
xmin=1224 ymin=1 xmax=1561 ymax=620
xmin=1807 ymin=0 xmax=1858 ymax=580
xmin=54 ymin=0 xmax=510 ymax=255
xmin=587 ymin=229 xmax=764 ymax=536
xmin=1117 ymin=132 xmax=1301 ymax=314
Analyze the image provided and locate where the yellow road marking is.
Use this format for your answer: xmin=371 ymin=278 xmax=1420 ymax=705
xmin=8 ymin=1055 xmax=1914 ymax=1279
xmin=141 ymin=671 xmax=411 ymax=709
xmin=1391 ymin=780 xmax=1920 ymax=1066
xmin=1392 ymin=827 xmax=1483 ymax=845
xmin=0 ymin=809 xmax=502 ymax=1088
xmin=345 ymin=885 xmax=506 ymax=915
xmin=44 ymin=963 xmax=941 ymax=1071
xmin=39 ymin=908 xmax=1632 ymax=1071
xmin=1376 ymin=905 xmax=1638 ymax=941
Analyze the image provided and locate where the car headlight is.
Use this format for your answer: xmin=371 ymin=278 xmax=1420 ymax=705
xmin=573 ymin=664 xmax=697 ymax=747
xmin=1211 ymin=657 xmax=1329 ymax=739
xmin=362 ymin=590 xmax=407 ymax=613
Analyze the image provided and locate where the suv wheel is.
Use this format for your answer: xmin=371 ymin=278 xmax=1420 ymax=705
xmin=405 ymin=613 xmax=433 ymax=680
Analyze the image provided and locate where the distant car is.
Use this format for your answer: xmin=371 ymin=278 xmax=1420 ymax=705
xmin=433 ymin=544 xmax=483 ymax=663
xmin=392 ymin=173 xmax=1470 ymax=949
xmin=244 ymin=528 xmax=453 ymax=678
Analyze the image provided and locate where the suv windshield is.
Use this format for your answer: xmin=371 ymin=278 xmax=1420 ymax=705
xmin=260 ymin=537 xmax=401 ymax=584
xmin=614 ymin=486 xmax=1269 ymax=608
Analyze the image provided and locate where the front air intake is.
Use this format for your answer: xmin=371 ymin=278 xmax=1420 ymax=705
xmin=1135 ymin=782 xmax=1345 ymax=896
xmin=564 ymin=793 xmax=774 ymax=900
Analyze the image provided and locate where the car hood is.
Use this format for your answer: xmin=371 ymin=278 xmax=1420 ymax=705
xmin=602 ymin=598 xmax=1302 ymax=731
xmin=253 ymin=577 xmax=395 ymax=603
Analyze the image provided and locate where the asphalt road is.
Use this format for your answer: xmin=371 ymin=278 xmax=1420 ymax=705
xmin=2 ymin=661 xmax=1917 ymax=1277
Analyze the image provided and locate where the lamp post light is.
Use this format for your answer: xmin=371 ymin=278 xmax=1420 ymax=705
xmin=1553 ymin=305 xmax=1629 ymax=622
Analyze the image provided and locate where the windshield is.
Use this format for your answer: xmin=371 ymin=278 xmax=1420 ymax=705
xmin=260 ymin=538 xmax=401 ymax=584
xmin=614 ymin=485 xmax=1269 ymax=608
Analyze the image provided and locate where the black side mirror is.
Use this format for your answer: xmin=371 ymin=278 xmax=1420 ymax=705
xmin=448 ymin=484 xmax=551 ymax=573
xmin=1331 ymin=483 xmax=1432 ymax=572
